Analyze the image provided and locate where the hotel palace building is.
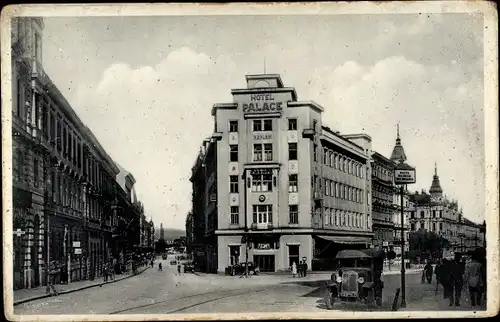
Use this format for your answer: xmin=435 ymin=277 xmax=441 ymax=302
xmin=190 ymin=74 xmax=374 ymax=273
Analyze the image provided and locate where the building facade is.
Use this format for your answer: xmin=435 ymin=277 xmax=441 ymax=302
xmin=191 ymin=74 xmax=373 ymax=273
xmin=11 ymin=17 xmax=144 ymax=289
xmin=392 ymin=189 xmax=412 ymax=255
xmin=371 ymin=152 xmax=396 ymax=248
xmin=406 ymin=164 xmax=483 ymax=253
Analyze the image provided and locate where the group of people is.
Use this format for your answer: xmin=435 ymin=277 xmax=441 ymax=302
xmin=429 ymin=251 xmax=486 ymax=308
xmin=291 ymin=260 xmax=308 ymax=278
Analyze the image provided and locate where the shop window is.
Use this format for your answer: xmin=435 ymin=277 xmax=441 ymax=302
xmin=229 ymin=245 xmax=240 ymax=266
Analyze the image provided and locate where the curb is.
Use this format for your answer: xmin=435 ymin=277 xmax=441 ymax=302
xmin=14 ymin=267 xmax=150 ymax=306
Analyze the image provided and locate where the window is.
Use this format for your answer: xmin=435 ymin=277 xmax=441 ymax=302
xmin=16 ymin=78 xmax=22 ymax=116
xmin=68 ymin=132 xmax=73 ymax=161
xmin=420 ymin=221 xmax=425 ymax=230
xmin=253 ymin=119 xmax=272 ymax=132
xmin=330 ymin=153 xmax=335 ymax=168
xmin=230 ymin=175 xmax=239 ymax=193
xmin=229 ymin=145 xmax=238 ymax=162
xmin=263 ymin=119 xmax=272 ymax=131
xmin=313 ymin=144 xmax=318 ymax=162
xmin=439 ymin=210 xmax=443 ymax=218
xmin=251 ymin=171 xmax=273 ymax=192
xmin=348 ymin=160 xmax=352 ymax=174
xmin=288 ymin=143 xmax=297 ymax=160
xmin=288 ymin=119 xmax=297 ymax=131
xmin=343 ymin=159 xmax=348 ymax=172
xmin=62 ymin=127 xmax=67 ymax=155
xmin=432 ymin=210 xmax=436 ymax=218
xmin=313 ymin=119 xmax=318 ymax=132
xmin=360 ymin=165 xmax=364 ymax=179
xmin=432 ymin=223 xmax=436 ymax=231
xmin=288 ymin=245 xmax=300 ymax=267
xmin=344 ymin=186 xmax=348 ymax=200
xmin=323 ymin=150 xmax=329 ymax=166
xmin=33 ymin=158 xmax=39 ymax=188
xmin=264 ymin=144 xmax=273 ymax=161
xmin=289 ymin=205 xmax=298 ymax=224
xmin=230 ymin=206 xmax=239 ymax=225
xmin=439 ymin=223 xmax=443 ymax=231
xmin=331 ymin=181 xmax=334 ymax=197
xmin=253 ymin=144 xmax=262 ymax=161
xmin=339 ymin=184 xmax=344 ymax=199
xmin=411 ymin=223 xmax=415 ymax=231
xmin=335 ymin=182 xmax=339 ymax=198
xmin=420 ymin=211 xmax=425 ymax=218
xmin=288 ymin=174 xmax=298 ymax=193
xmin=16 ymin=150 xmax=24 ymax=182
xmin=229 ymin=120 xmax=238 ymax=132
xmin=252 ymin=205 xmax=272 ymax=224
xmin=253 ymin=120 xmax=262 ymax=132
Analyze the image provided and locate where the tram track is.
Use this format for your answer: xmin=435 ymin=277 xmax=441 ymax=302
xmin=109 ymin=286 xmax=270 ymax=314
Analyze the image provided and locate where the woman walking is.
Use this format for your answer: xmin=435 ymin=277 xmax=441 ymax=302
xmin=291 ymin=262 xmax=297 ymax=278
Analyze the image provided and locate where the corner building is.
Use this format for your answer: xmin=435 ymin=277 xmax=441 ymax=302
xmin=193 ymin=74 xmax=373 ymax=273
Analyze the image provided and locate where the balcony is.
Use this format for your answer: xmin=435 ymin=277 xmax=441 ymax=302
xmin=251 ymin=223 xmax=273 ymax=230
xmin=302 ymin=128 xmax=315 ymax=139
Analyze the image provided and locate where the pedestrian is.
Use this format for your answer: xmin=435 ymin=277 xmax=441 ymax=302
xmin=291 ymin=262 xmax=297 ymax=278
xmin=103 ymin=263 xmax=109 ymax=283
xmin=434 ymin=259 xmax=442 ymax=295
xmin=464 ymin=251 xmax=484 ymax=307
xmin=46 ymin=261 xmax=59 ymax=296
xmin=177 ymin=262 xmax=182 ymax=275
xmin=449 ymin=253 xmax=465 ymax=306
xmin=424 ymin=260 xmax=433 ymax=284
xmin=297 ymin=261 xmax=302 ymax=277
xmin=158 ymin=262 xmax=163 ymax=271
xmin=303 ymin=260 xmax=308 ymax=277
xmin=440 ymin=259 xmax=452 ymax=299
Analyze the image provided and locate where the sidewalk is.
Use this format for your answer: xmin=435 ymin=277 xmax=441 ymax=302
xmin=14 ymin=266 xmax=149 ymax=306
xmin=401 ymin=285 xmax=487 ymax=312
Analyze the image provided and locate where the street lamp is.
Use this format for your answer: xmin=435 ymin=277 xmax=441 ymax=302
xmin=394 ymin=161 xmax=416 ymax=309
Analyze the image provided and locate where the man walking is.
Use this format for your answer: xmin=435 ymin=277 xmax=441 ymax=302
xmin=449 ymin=254 xmax=465 ymax=306
xmin=464 ymin=251 xmax=484 ymax=307
xmin=46 ymin=261 xmax=59 ymax=296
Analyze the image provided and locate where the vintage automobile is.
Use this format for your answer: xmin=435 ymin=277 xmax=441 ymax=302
xmin=324 ymin=249 xmax=385 ymax=309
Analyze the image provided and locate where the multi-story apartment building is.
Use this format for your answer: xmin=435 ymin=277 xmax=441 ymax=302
xmin=371 ymin=151 xmax=396 ymax=247
xmin=406 ymin=164 xmax=483 ymax=253
xmin=191 ymin=74 xmax=373 ymax=273
xmin=11 ymin=17 xmax=144 ymax=289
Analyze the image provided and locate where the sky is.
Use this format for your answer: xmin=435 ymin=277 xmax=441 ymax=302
xmin=40 ymin=13 xmax=485 ymax=230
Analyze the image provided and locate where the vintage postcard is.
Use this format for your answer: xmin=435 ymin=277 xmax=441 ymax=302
xmin=1 ymin=1 xmax=498 ymax=321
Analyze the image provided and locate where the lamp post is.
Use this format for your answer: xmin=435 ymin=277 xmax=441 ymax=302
xmin=394 ymin=162 xmax=416 ymax=309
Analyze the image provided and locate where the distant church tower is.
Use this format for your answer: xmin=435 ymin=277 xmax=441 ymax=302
xmin=429 ymin=162 xmax=444 ymax=199
xmin=390 ymin=123 xmax=407 ymax=164
xmin=160 ymin=223 xmax=165 ymax=240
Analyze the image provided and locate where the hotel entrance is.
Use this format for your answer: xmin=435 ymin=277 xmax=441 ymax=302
xmin=254 ymin=255 xmax=275 ymax=272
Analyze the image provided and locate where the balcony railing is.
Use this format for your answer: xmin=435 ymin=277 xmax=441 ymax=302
xmin=251 ymin=223 xmax=273 ymax=230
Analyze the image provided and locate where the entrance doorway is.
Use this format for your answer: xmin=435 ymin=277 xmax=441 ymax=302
xmin=254 ymin=255 xmax=275 ymax=272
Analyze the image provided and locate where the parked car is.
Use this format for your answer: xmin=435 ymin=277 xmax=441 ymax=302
xmin=162 ymin=253 xmax=168 ymax=260
xmin=232 ymin=262 xmax=258 ymax=275
xmin=183 ymin=260 xmax=195 ymax=272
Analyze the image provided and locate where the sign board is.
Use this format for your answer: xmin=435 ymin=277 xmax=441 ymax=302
xmin=241 ymin=94 xmax=285 ymax=114
xmin=74 ymin=248 xmax=82 ymax=255
xmin=255 ymin=243 xmax=273 ymax=250
xmin=72 ymin=241 xmax=80 ymax=248
xmin=383 ymin=241 xmax=389 ymax=247
xmin=394 ymin=163 xmax=416 ymax=185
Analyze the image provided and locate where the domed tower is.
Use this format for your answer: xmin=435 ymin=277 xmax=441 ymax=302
xmin=390 ymin=123 xmax=407 ymax=164
xmin=429 ymin=162 xmax=444 ymax=199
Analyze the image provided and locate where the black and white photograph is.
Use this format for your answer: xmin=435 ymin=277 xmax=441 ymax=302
xmin=1 ymin=2 xmax=498 ymax=320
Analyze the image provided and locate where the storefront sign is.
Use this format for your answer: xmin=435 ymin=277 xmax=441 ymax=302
xmin=394 ymin=169 xmax=416 ymax=184
xmin=242 ymin=94 xmax=284 ymax=114
xmin=72 ymin=241 xmax=80 ymax=248
xmin=74 ymin=248 xmax=82 ymax=255
xmin=255 ymin=243 xmax=273 ymax=250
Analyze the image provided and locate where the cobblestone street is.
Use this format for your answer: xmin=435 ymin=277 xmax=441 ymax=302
xmin=14 ymin=259 xmax=481 ymax=316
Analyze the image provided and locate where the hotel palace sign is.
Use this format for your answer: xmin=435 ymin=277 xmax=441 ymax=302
xmin=241 ymin=94 xmax=284 ymax=114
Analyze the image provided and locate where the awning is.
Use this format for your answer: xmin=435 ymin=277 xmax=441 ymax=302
xmin=317 ymin=235 xmax=372 ymax=245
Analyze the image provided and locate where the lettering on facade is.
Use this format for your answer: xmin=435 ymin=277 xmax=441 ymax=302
xmin=241 ymin=93 xmax=284 ymax=113
xmin=253 ymin=134 xmax=272 ymax=140
xmin=255 ymin=242 xmax=273 ymax=250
